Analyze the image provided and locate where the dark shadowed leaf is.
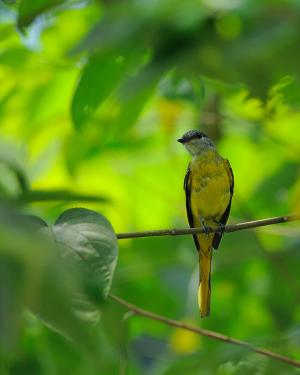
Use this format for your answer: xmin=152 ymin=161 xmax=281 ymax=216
xmin=16 ymin=214 xmax=48 ymax=230
xmin=0 ymin=255 xmax=24 ymax=349
xmin=0 ymin=219 xmax=99 ymax=355
xmin=17 ymin=0 xmax=65 ymax=29
xmin=72 ymin=6 xmax=145 ymax=55
xmin=18 ymin=189 xmax=109 ymax=204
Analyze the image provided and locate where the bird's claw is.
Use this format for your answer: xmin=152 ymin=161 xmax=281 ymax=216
xmin=213 ymin=220 xmax=226 ymax=235
xmin=201 ymin=219 xmax=210 ymax=237
xmin=218 ymin=223 xmax=226 ymax=234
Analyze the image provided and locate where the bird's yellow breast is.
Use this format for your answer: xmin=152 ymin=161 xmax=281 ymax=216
xmin=190 ymin=150 xmax=231 ymax=227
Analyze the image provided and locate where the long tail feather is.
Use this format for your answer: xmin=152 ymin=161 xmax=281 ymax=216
xmin=197 ymin=235 xmax=213 ymax=318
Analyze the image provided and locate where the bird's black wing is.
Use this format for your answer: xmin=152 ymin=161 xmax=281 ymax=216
xmin=184 ymin=164 xmax=199 ymax=250
xmin=212 ymin=159 xmax=234 ymax=249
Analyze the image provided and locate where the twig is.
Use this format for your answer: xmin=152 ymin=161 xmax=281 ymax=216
xmin=116 ymin=214 xmax=300 ymax=239
xmin=109 ymin=294 xmax=300 ymax=368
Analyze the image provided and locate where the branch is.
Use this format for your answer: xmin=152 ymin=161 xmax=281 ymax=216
xmin=116 ymin=213 xmax=300 ymax=239
xmin=109 ymin=294 xmax=300 ymax=368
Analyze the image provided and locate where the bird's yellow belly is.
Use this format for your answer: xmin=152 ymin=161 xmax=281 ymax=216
xmin=190 ymin=157 xmax=231 ymax=227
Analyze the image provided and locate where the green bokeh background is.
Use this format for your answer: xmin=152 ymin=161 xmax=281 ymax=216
xmin=1 ymin=0 xmax=300 ymax=374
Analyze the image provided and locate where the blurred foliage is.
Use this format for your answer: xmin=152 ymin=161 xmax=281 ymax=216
xmin=1 ymin=0 xmax=300 ymax=374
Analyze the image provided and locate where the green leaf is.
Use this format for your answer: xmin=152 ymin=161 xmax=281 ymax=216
xmin=18 ymin=214 xmax=48 ymax=229
xmin=52 ymin=208 xmax=118 ymax=323
xmin=0 ymin=215 xmax=98 ymax=354
xmin=115 ymin=64 xmax=163 ymax=130
xmin=0 ymin=254 xmax=24 ymax=350
xmin=0 ymin=148 xmax=28 ymax=194
xmin=71 ymin=48 xmax=142 ymax=129
xmin=17 ymin=0 xmax=65 ymax=29
xmin=0 ymin=204 xmax=118 ymax=357
xmin=26 ymin=245 xmax=97 ymax=350
xmin=18 ymin=189 xmax=109 ymax=204
xmin=72 ymin=7 xmax=144 ymax=55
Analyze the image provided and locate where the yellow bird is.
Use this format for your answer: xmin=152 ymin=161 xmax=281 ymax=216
xmin=178 ymin=130 xmax=234 ymax=318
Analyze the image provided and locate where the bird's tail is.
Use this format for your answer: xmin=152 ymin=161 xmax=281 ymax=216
xmin=197 ymin=235 xmax=213 ymax=318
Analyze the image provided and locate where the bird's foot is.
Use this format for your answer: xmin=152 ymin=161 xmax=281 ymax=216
xmin=218 ymin=223 xmax=226 ymax=236
xmin=201 ymin=218 xmax=210 ymax=237
xmin=213 ymin=220 xmax=226 ymax=236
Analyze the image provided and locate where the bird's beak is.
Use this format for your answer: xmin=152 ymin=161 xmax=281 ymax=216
xmin=177 ymin=138 xmax=185 ymax=143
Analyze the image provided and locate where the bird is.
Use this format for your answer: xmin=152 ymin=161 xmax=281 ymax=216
xmin=178 ymin=130 xmax=234 ymax=318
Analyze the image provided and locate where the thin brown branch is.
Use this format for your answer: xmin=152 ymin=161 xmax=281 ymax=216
xmin=116 ymin=214 xmax=300 ymax=239
xmin=109 ymin=294 xmax=300 ymax=368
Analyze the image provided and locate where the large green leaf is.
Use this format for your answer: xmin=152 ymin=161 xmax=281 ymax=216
xmin=0 ymin=205 xmax=118 ymax=355
xmin=52 ymin=208 xmax=118 ymax=323
xmin=114 ymin=63 xmax=164 ymax=130
xmin=0 ymin=211 xmax=97 ymax=354
xmin=71 ymin=48 xmax=142 ymax=129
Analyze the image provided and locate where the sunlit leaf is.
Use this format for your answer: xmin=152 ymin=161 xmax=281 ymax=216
xmin=114 ymin=64 xmax=164 ymax=130
xmin=71 ymin=48 xmax=143 ymax=129
xmin=0 ymin=153 xmax=28 ymax=194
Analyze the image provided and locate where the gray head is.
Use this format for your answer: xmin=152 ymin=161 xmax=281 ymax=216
xmin=177 ymin=130 xmax=215 ymax=157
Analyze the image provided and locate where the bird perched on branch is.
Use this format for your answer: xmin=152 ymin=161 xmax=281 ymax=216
xmin=178 ymin=130 xmax=234 ymax=317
